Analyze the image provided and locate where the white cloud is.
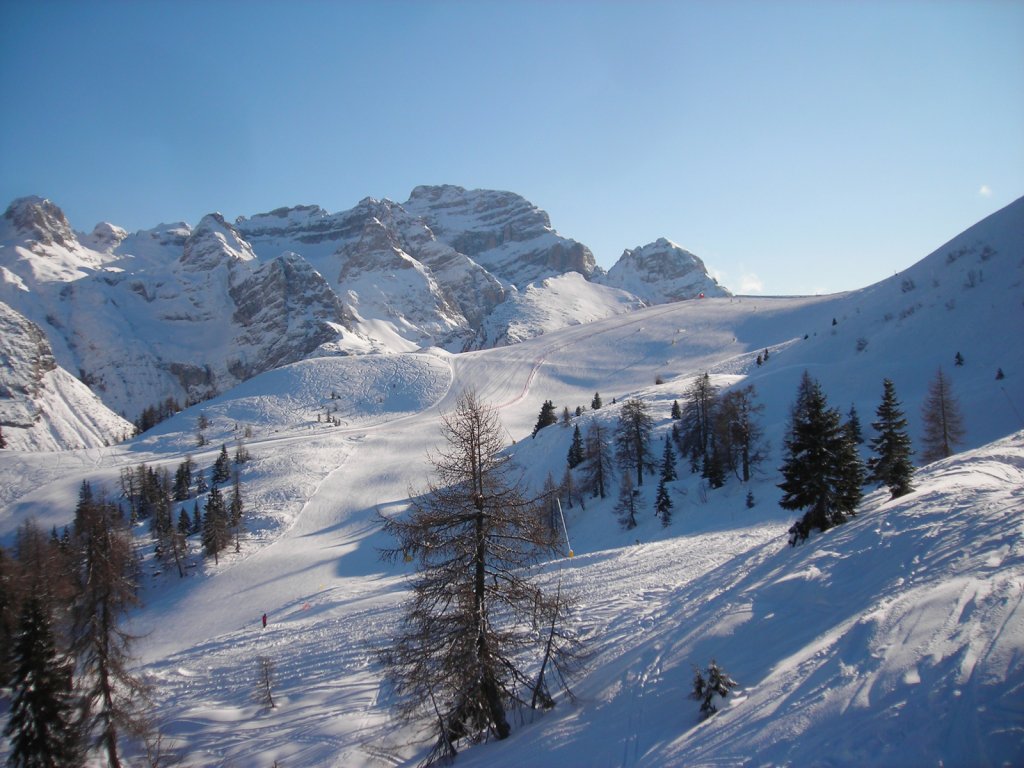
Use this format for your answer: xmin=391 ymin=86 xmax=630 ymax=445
xmin=978 ymin=184 xmax=993 ymax=198
xmin=738 ymin=271 xmax=764 ymax=294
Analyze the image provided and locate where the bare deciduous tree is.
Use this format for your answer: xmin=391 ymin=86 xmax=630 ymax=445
xmin=380 ymin=390 xmax=578 ymax=764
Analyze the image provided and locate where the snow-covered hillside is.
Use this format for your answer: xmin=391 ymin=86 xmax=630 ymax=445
xmin=0 ymin=187 xmax=727 ymax=444
xmin=0 ymin=196 xmax=1022 ymax=766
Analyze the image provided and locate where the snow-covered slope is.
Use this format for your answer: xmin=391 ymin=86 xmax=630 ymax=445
xmin=0 ymin=301 xmax=131 ymax=451
xmin=1 ymin=188 xmax=729 ymax=443
xmin=0 ymin=196 xmax=1022 ymax=766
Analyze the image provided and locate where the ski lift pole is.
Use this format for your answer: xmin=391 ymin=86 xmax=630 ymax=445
xmin=556 ymin=498 xmax=574 ymax=558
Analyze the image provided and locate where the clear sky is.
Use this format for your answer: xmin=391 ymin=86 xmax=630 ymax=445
xmin=1 ymin=0 xmax=1021 ymax=295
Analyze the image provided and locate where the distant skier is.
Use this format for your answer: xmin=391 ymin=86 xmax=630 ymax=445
xmin=262 ymin=613 xmax=267 ymax=629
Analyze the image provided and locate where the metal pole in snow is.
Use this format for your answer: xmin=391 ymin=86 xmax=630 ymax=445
xmin=556 ymin=498 xmax=573 ymax=558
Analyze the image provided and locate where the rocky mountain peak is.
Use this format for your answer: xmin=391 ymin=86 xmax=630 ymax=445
xmin=181 ymin=213 xmax=258 ymax=273
xmin=600 ymin=238 xmax=730 ymax=303
xmin=2 ymin=196 xmax=77 ymax=247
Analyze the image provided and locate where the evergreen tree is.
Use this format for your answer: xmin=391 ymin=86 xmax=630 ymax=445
xmin=177 ymin=509 xmax=192 ymax=538
xmin=867 ymin=378 xmax=915 ymax=498
xmin=0 ymin=423 xmax=6 ymax=448
xmin=532 ymin=400 xmax=558 ymax=438
xmin=379 ymin=390 xmax=576 ymax=762
xmin=202 ymin=486 xmax=229 ymax=562
xmin=583 ymin=420 xmax=612 ymax=499
xmin=614 ymin=399 xmax=655 ymax=487
xmin=701 ymin=443 xmax=727 ymax=489
xmin=921 ymin=368 xmax=966 ymax=463
xmin=846 ymin=404 xmax=863 ymax=445
xmin=172 ymin=456 xmax=194 ymax=501
xmin=591 ymin=392 xmax=603 ymax=410
xmin=655 ymin=478 xmax=672 ymax=526
xmin=670 ymin=399 xmax=682 ymax=420
xmin=691 ymin=660 xmax=737 ymax=719
xmin=659 ymin=436 xmax=678 ymax=482
xmin=191 ymin=501 xmax=201 ymax=535
xmin=211 ymin=445 xmax=231 ymax=486
xmin=228 ymin=471 xmax=244 ymax=529
xmin=779 ymin=372 xmax=864 ymax=544
xmin=561 ymin=406 xmax=571 ymax=427
xmin=566 ymin=424 xmax=585 ymax=469
xmin=4 ymin=596 xmax=80 ymax=768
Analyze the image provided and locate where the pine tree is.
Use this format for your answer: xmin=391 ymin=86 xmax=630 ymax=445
xmin=614 ymin=399 xmax=655 ymax=487
xmin=660 ymin=436 xmax=677 ymax=482
xmin=591 ymin=392 xmax=603 ymax=410
xmin=379 ymin=390 xmax=576 ymax=761
xmin=921 ymin=368 xmax=966 ymax=463
xmin=867 ymin=378 xmax=915 ymax=498
xmin=532 ymin=400 xmax=558 ymax=437
xmin=779 ymin=372 xmax=864 ymax=544
xmin=202 ymin=486 xmax=229 ymax=562
xmin=846 ymin=405 xmax=863 ymax=445
xmin=561 ymin=406 xmax=571 ymax=426
xmin=670 ymin=400 xmax=682 ymax=420
xmin=655 ymin=478 xmax=672 ymax=526
xmin=211 ymin=444 xmax=231 ymax=486
xmin=691 ymin=660 xmax=737 ymax=719
xmin=566 ymin=424 xmax=585 ymax=469
xmin=177 ymin=509 xmax=192 ymax=537
xmin=583 ymin=420 xmax=612 ymax=499
xmin=4 ymin=596 xmax=80 ymax=768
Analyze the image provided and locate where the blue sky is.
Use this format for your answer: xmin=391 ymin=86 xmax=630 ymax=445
xmin=1 ymin=0 xmax=1021 ymax=295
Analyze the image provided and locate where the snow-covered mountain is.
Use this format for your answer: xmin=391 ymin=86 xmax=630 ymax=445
xmin=0 ymin=195 xmax=1022 ymax=766
xmin=599 ymin=237 xmax=731 ymax=302
xmin=0 ymin=187 xmax=726 ymax=447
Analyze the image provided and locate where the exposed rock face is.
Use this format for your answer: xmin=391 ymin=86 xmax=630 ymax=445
xmin=599 ymin=238 xmax=730 ymax=304
xmin=2 ymin=196 xmax=77 ymax=247
xmin=402 ymin=184 xmax=596 ymax=285
xmin=229 ymin=253 xmax=353 ymax=378
xmin=0 ymin=300 xmax=129 ymax=450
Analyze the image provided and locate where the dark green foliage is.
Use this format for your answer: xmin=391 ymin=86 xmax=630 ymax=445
xmin=846 ymin=404 xmax=863 ymax=445
xmin=583 ymin=420 xmax=612 ymax=499
xmin=867 ymin=379 xmax=915 ymax=498
xmin=211 ymin=445 xmax=231 ymax=486
xmin=691 ymin=660 xmax=737 ymax=719
xmin=701 ymin=444 xmax=726 ymax=489
xmin=532 ymin=400 xmax=558 ymax=438
xmin=614 ymin=399 xmax=655 ymax=487
xmin=591 ymin=392 xmax=602 ymax=410
xmin=4 ymin=596 xmax=80 ymax=768
xmin=567 ymin=424 xmax=585 ymax=469
xmin=202 ymin=486 xmax=230 ymax=562
xmin=954 ymin=351 xmax=964 ymax=366
xmin=779 ymin=372 xmax=864 ymax=544
xmin=655 ymin=478 xmax=672 ymax=526
xmin=172 ymin=456 xmax=194 ymax=501
xmin=670 ymin=399 xmax=682 ymax=420
xmin=660 ymin=437 xmax=677 ymax=482
xmin=177 ymin=509 xmax=192 ymax=537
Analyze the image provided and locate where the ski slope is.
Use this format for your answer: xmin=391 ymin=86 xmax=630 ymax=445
xmin=1 ymin=198 xmax=1023 ymax=766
